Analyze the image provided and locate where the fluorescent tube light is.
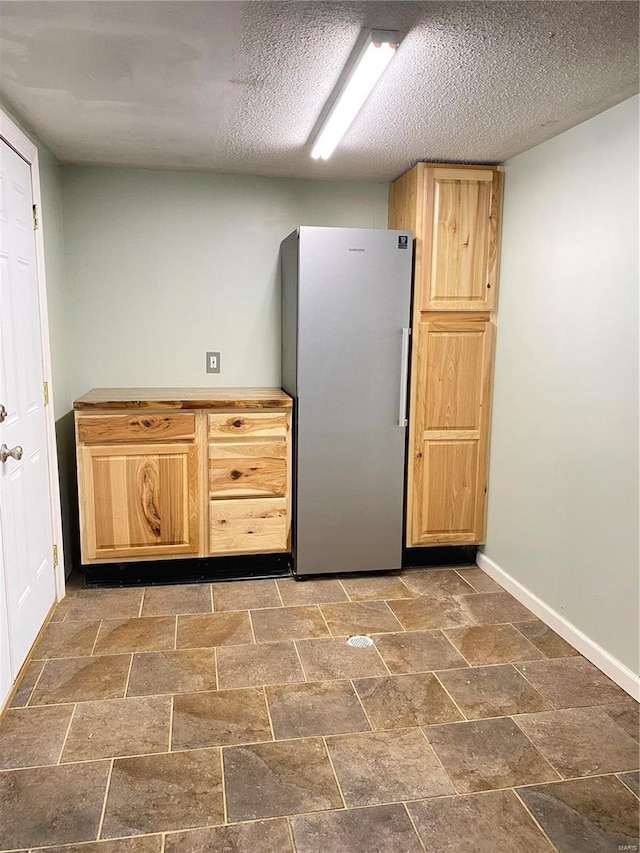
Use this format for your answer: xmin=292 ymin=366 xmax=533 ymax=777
xmin=311 ymin=30 xmax=399 ymax=160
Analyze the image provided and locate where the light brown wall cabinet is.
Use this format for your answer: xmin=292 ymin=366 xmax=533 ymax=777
xmin=74 ymin=389 xmax=292 ymax=564
xmin=389 ymin=164 xmax=503 ymax=546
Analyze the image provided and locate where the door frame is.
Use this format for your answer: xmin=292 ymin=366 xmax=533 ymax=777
xmin=0 ymin=106 xmax=65 ymax=600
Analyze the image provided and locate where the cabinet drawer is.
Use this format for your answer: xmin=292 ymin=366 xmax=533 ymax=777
xmin=77 ymin=413 xmax=196 ymax=444
xmin=209 ymin=443 xmax=287 ymax=497
xmin=208 ymin=412 xmax=289 ymax=440
xmin=209 ymin=498 xmax=288 ymax=554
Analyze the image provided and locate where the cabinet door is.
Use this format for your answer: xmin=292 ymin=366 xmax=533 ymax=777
xmin=421 ymin=168 xmax=502 ymax=311
xmin=78 ymin=443 xmax=199 ymax=561
xmin=409 ymin=316 xmax=495 ymax=544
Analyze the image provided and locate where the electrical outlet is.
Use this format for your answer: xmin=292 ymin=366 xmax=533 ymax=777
xmin=206 ymin=351 xmax=221 ymax=374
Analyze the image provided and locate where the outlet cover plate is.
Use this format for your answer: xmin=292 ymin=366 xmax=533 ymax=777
xmin=206 ymin=351 xmax=221 ymax=374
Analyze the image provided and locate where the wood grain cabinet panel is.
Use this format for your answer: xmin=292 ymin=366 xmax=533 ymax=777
xmin=425 ymin=169 xmax=500 ymax=311
xmin=208 ymin=443 xmax=287 ymax=497
xmin=208 ymin=412 xmax=289 ymax=440
xmin=209 ymin=498 xmax=288 ymax=555
xmin=411 ymin=316 xmax=495 ymax=545
xmin=76 ymin=413 xmax=195 ymax=443
xmin=78 ymin=443 xmax=199 ymax=561
xmin=389 ymin=164 xmax=502 ymax=313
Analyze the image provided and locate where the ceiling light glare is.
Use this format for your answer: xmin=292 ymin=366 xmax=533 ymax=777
xmin=311 ymin=30 xmax=399 ymax=161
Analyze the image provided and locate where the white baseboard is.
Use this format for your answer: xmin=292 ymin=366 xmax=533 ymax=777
xmin=475 ymin=552 xmax=640 ymax=701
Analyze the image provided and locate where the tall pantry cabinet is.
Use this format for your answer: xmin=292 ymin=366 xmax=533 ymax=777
xmin=389 ymin=163 xmax=503 ymax=546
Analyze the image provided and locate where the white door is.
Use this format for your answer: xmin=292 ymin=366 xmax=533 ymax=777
xmin=0 ymin=137 xmax=56 ymax=690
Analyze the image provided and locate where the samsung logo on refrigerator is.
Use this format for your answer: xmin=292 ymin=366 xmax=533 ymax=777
xmin=348 ymin=248 xmax=365 ymax=252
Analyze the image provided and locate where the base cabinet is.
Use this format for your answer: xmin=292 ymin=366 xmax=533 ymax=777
xmin=74 ymin=390 xmax=292 ymax=565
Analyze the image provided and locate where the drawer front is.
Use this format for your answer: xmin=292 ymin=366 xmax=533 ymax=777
xmin=209 ymin=498 xmax=288 ymax=554
xmin=208 ymin=412 xmax=289 ymax=440
xmin=209 ymin=443 xmax=287 ymax=497
xmin=77 ymin=413 xmax=196 ymax=444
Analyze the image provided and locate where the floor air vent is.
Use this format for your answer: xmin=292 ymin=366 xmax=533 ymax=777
xmin=347 ymin=635 xmax=374 ymax=648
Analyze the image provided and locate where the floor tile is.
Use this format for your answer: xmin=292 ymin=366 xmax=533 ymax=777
xmin=517 ymin=775 xmax=640 ymax=853
xmin=65 ymin=588 xmax=144 ymax=621
xmin=266 ymin=680 xmax=370 ymax=739
xmin=618 ymin=770 xmax=640 ymax=797
xmin=0 ymin=704 xmax=74 ymax=769
xmin=216 ymin=640 xmax=304 ymax=688
xmin=30 ymin=655 xmax=131 ymax=705
xmin=102 ymin=748 xmax=224 ymax=837
xmin=291 ymin=803 xmax=424 ymax=853
xmin=0 ymin=760 xmax=110 ymax=849
xmin=62 ymin=696 xmax=172 ymax=761
xmin=407 ymin=790 xmax=554 ymax=853
xmin=176 ymin=611 xmax=253 ymax=648
xmin=36 ymin=836 xmax=163 ymax=853
xmin=375 ymin=630 xmax=468 ymax=673
xmin=457 ymin=592 xmax=533 ymax=625
xmin=354 ymin=672 xmax=463 ymax=729
xmin=437 ymin=664 xmax=552 ymax=718
xmin=387 ymin=597 xmax=474 ymax=630
xmin=8 ymin=659 xmax=45 ymax=707
xmin=141 ymin=583 xmax=212 ymax=616
xmin=49 ymin=593 xmax=77 ymax=622
xmin=93 ymin=616 xmax=176 ymax=655
xmin=171 ymin=687 xmax=271 ymax=749
xmin=212 ymin=579 xmax=281 ymax=611
xmin=599 ymin=696 xmax=639 ymax=741
xmin=32 ymin=620 xmax=101 ymax=659
xmin=127 ymin=649 xmax=217 ymax=696
xmin=326 ymin=727 xmax=454 ymax=806
xmin=443 ymin=624 xmax=543 ymax=666
xmin=424 ymin=717 xmax=559 ymax=793
xmin=277 ymin=576 xmax=348 ymax=606
xmin=320 ymin=600 xmax=403 ymax=636
xmin=165 ymin=819 xmax=293 ymax=853
xmin=513 ymin=620 xmax=579 ymax=658
xmin=340 ymin=573 xmax=415 ymax=601
xmin=515 ymin=656 xmax=628 ymax=708
xmin=454 ymin=567 xmax=504 ymax=594
xmin=223 ymin=737 xmax=342 ymax=821
xmin=251 ymin=604 xmax=330 ymax=642
xmin=295 ymin=637 xmax=388 ymax=680
xmin=401 ymin=568 xmax=475 ymax=598
xmin=514 ymin=707 xmax=640 ymax=777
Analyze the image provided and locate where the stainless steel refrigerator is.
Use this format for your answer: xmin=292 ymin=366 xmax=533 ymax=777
xmin=281 ymin=226 xmax=413 ymax=577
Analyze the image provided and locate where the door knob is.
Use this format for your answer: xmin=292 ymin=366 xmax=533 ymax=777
xmin=0 ymin=444 xmax=23 ymax=463
xmin=0 ymin=404 xmax=6 ymax=423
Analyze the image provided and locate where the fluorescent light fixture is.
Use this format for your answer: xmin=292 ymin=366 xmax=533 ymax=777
xmin=311 ymin=29 xmax=399 ymax=160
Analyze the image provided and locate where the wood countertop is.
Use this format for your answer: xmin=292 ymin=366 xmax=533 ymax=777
xmin=74 ymin=387 xmax=293 ymax=410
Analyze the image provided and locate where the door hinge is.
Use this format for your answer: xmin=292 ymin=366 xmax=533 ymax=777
xmin=43 ymin=381 xmax=49 ymax=406
xmin=53 ymin=544 xmax=58 ymax=568
xmin=33 ymin=204 xmax=39 ymax=230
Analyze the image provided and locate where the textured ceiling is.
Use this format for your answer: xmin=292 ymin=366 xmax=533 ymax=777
xmin=0 ymin=1 xmax=638 ymax=181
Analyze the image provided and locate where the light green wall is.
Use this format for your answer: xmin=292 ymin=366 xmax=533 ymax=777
xmin=484 ymin=96 xmax=639 ymax=674
xmin=61 ymin=167 xmax=388 ymax=397
xmin=37 ymin=142 xmax=77 ymax=576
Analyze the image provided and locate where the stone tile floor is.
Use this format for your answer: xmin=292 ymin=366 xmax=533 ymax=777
xmin=0 ymin=567 xmax=638 ymax=852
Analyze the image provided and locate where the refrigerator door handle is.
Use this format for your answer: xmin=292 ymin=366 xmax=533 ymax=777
xmin=398 ymin=327 xmax=411 ymax=427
